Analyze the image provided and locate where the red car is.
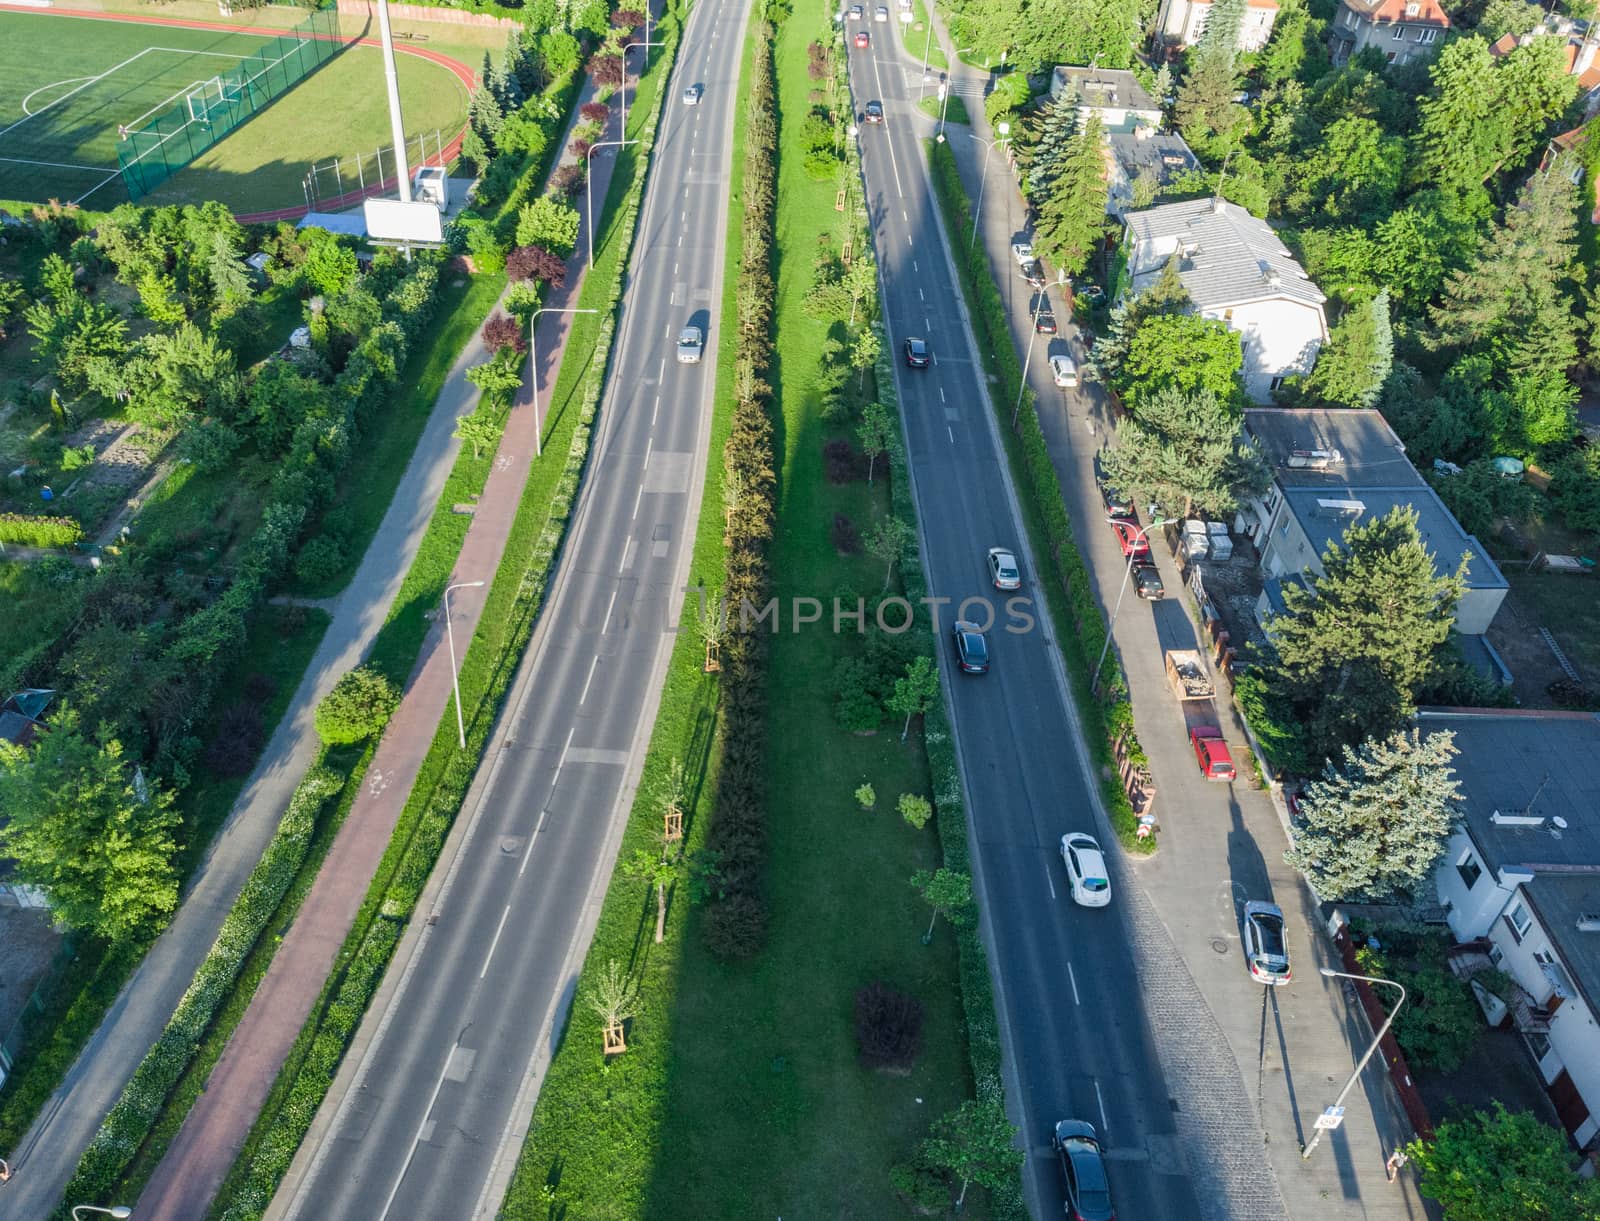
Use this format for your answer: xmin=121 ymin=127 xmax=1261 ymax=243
xmin=854 ymin=29 xmax=870 ymax=47
xmin=1190 ymin=726 xmax=1236 ymax=782
xmin=1109 ymin=517 xmax=1149 ymax=559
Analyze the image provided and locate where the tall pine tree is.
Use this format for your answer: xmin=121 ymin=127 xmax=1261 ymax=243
xmin=1022 ymin=87 xmax=1079 ymax=205
xmin=1304 ymin=289 xmax=1393 ymax=409
xmin=1036 ymin=114 xmax=1108 ymax=275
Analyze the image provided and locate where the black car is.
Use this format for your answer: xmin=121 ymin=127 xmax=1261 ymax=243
xmin=1035 ymin=311 xmax=1058 ymax=334
xmin=1021 ymin=258 xmax=1047 ymax=287
xmin=864 ymin=100 xmax=884 ymax=123
xmin=951 ymin=620 xmax=989 ymax=674
xmin=1132 ymin=563 xmax=1164 ymax=600
xmin=903 ymin=336 xmax=930 ymax=368
xmin=1053 ymin=1120 xmax=1115 ymax=1221
xmin=1074 ymin=281 xmax=1106 ymax=305
xmin=1097 ymin=476 xmax=1134 ymax=521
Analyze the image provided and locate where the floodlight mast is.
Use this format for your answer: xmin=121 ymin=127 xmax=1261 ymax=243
xmin=375 ymin=0 xmax=413 ymax=204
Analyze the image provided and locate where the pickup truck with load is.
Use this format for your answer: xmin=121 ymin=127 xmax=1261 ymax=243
xmin=1164 ymin=650 xmax=1236 ymax=782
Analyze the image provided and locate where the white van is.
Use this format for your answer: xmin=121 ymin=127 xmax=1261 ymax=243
xmin=1049 ymin=354 xmax=1078 ymax=388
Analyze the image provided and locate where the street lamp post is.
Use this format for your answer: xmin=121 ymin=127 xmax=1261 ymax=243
xmin=968 ymin=122 xmax=1010 ymax=248
xmin=918 ymin=0 xmax=935 ymax=100
xmin=620 ymin=38 xmax=664 ymax=133
xmin=443 ymin=579 xmax=486 ymax=749
xmin=71 ymin=1207 xmax=132 ymax=1221
xmin=529 ymin=306 xmax=600 ymax=456
xmin=1091 ymin=515 xmax=1178 ymax=691
xmin=586 ymin=140 xmax=638 ymax=271
xmin=1012 ymin=265 xmax=1064 ymax=427
xmin=1302 ymin=967 xmax=1408 ymax=1161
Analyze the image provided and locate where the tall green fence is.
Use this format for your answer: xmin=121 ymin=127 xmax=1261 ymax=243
xmin=117 ymin=8 xmax=345 ymax=200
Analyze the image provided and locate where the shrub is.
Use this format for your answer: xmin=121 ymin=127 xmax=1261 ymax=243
xmin=506 ymin=244 xmax=567 ymax=288
xmin=889 ymin=1157 xmax=951 ymax=1212
xmin=588 ymin=53 xmax=624 ymax=88
xmin=293 ymin=534 xmax=346 ymax=586
xmin=834 ymin=656 xmax=883 ymax=731
xmin=182 ymin=420 xmax=244 ymax=473
xmin=243 ymin=671 xmax=278 ymax=704
xmin=855 ymin=980 xmax=924 ymax=1069
xmin=823 ymin=437 xmax=861 ymax=483
xmin=899 ymin=793 xmax=932 ymax=830
xmin=832 ymin=512 xmax=861 ymax=554
xmin=803 ymin=149 xmax=841 ymax=179
xmin=60 ymin=443 xmax=96 ymax=471
xmin=205 ymin=701 xmax=266 ymax=778
xmin=0 ymin=512 xmax=83 ymax=548
xmin=580 ymin=101 xmax=610 ymax=125
xmin=855 ymin=782 xmax=876 ymax=808
xmin=701 ymin=893 xmax=767 ymax=961
xmin=313 ymin=666 xmax=399 ymax=746
xmin=550 ymin=163 xmax=586 ymax=198
xmin=483 ymin=311 xmax=527 ymax=355
xmin=570 ymin=137 xmax=593 ymax=161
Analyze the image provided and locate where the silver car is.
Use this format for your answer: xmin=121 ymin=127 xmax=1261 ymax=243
xmin=676 ymin=326 xmax=703 ymax=364
xmin=682 ymin=83 xmax=702 ymax=105
xmin=987 ymin=546 xmax=1020 ymax=590
xmin=1243 ymin=900 xmax=1292 ymax=985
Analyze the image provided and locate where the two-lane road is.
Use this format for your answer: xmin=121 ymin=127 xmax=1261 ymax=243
xmin=845 ymin=23 xmax=1290 ymax=1221
xmin=271 ymin=3 xmax=750 ymax=1218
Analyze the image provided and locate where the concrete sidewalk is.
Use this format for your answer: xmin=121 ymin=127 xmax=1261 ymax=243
xmin=916 ymin=21 xmax=1435 ymax=1221
xmin=130 ymin=74 xmax=628 ymax=1221
xmin=0 ymin=79 xmax=617 ymax=1221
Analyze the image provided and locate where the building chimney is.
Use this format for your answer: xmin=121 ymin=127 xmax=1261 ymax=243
xmin=1578 ymin=914 xmax=1600 ymax=932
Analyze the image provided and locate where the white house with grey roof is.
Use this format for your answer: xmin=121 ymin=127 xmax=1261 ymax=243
xmin=1122 ymin=197 xmax=1328 ymax=402
xmin=1422 ymin=709 xmax=1600 ymax=1152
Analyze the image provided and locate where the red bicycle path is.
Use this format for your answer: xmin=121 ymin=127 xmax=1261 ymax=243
xmin=0 ymin=2 xmax=474 ymax=221
xmin=129 ymin=64 xmax=632 ymax=1221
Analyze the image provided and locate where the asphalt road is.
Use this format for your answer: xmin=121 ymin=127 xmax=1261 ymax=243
xmin=847 ymin=25 xmax=1287 ymax=1221
xmin=271 ymin=4 xmax=747 ymax=1218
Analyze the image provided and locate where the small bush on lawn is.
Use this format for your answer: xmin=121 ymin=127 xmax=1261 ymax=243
xmin=313 ymin=666 xmax=398 ymax=746
xmin=0 ymin=512 xmax=83 ymax=548
xmin=855 ymin=781 xmax=876 ymax=808
xmin=889 ymin=1155 xmax=951 ymax=1213
xmin=824 ymin=437 xmax=862 ymax=483
xmin=293 ymin=534 xmax=345 ymax=586
xmin=702 ymin=891 xmax=767 ymax=962
xmin=833 ymin=511 xmax=862 ymax=553
xmin=205 ymin=702 xmax=266 ymax=778
xmin=855 ymin=980 xmax=924 ymax=1069
xmin=580 ymin=101 xmax=610 ymax=124
xmin=899 ymin=793 xmax=931 ymax=829
xmin=834 ymin=656 xmax=885 ymax=731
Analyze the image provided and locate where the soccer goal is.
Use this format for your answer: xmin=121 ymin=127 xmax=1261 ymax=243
xmin=184 ymin=77 xmax=243 ymax=124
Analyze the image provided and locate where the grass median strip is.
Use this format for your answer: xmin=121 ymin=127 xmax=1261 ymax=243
xmin=925 ymin=136 xmax=1156 ymax=856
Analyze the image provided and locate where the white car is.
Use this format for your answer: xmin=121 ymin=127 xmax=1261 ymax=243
xmin=1010 ymin=241 xmax=1035 ymax=265
xmin=682 ymin=84 xmax=702 ymax=105
xmin=847 ymin=2 xmax=863 ymax=16
xmin=1049 ymin=354 xmax=1078 ymax=388
xmin=1059 ymin=833 xmax=1111 ymax=908
xmin=676 ymin=326 xmax=703 ymax=363
xmin=987 ymin=546 xmax=1021 ymax=590
xmin=874 ymin=4 xmax=889 ymax=18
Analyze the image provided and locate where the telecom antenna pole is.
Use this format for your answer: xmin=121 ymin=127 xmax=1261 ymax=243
xmin=375 ymin=0 xmax=412 ymax=204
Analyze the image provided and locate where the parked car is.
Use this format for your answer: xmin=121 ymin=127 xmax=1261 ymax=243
xmin=1010 ymin=241 xmax=1035 ymax=265
xmin=1052 ymin=1120 xmax=1115 ymax=1221
xmin=1109 ymin=517 xmax=1149 ymax=559
xmin=1059 ymin=833 xmax=1111 ymax=908
xmin=1049 ymin=354 xmax=1078 ymax=387
xmin=903 ymin=336 xmax=930 ymax=367
xmin=854 ymin=29 xmax=870 ymax=46
xmin=676 ymin=326 xmax=703 ymax=363
xmin=848 ymin=2 xmax=863 ymax=16
xmin=1073 ymin=281 xmax=1105 ymax=305
xmin=1098 ymin=476 xmax=1134 ymax=521
xmin=1190 ymin=726 xmax=1236 ymax=781
xmin=864 ymin=99 xmax=884 ymax=123
xmin=951 ymin=620 xmax=989 ymax=674
xmin=1035 ymin=311 xmax=1057 ymax=334
xmin=1021 ymin=258 xmax=1047 ymax=287
xmin=682 ymin=83 xmax=702 ymax=105
xmin=1132 ymin=563 xmax=1164 ymax=600
xmin=987 ymin=546 xmax=1021 ymax=590
xmin=1243 ymin=901 xmax=1292 ymax=984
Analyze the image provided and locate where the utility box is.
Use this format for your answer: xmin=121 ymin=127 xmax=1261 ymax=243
xmin=412 ymin=165 xmax=449 ymax=211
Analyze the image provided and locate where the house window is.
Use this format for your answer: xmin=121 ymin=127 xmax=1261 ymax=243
xmin=1506 ymin=901 xmax=1532 ymax=942
xmin=1270 ymin=376 xmax=1286 ymax=392
xmin=1392 ymin=24 xmax=1404 ymax=38
xmin=1344 ymin=7 xmax=1357 ymax=26
xmin=1404 ymin=1 xmax=1419 ymax=12
xmin=1525 ymin=1031 xmax=1553 ymax=1062
xmin=1223 ymin=308 xmax=1234 ymax=320
xmin=1418 ymin=27 xmax=1436 ymax=41
xmin=1386 ymin=50 xmax=1397 ymax=62
xmin=1489 ymin=942 xmax=1505 ymax=966
xmin=1456 ymin=850 xmax=1482 ymax=890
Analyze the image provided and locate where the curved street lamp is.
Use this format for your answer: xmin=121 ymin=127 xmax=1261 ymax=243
xmin=529 ymin=305 xmax=600 ymax=456
xmin=443 ymin=579 xmax=486 ymax=749
xmin=586 ymin=139 xmax=638 ymax=271
xmin=1091 ymin=515 xmax=1179 ymax=691
xmin=968 ymin=123 xmax=1010 ymax=249
xmin=1302 ymin=967 xmax=1408 ymax=1161
xmin=72 ymin=1207 xmax=132 ymax=1221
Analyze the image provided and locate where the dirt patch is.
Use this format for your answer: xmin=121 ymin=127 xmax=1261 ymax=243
xmin=0 ymin=904 xmax=62 ymax=1040
xmin=1417 ymin=1027 xmax=1561 ymax=1130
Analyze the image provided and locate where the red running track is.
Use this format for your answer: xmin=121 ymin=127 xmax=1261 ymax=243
xmin=0 ymin=2 xmax=474 ymax=222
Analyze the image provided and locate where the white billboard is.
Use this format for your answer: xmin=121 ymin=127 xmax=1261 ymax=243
xmin=363 ymin=197 xmax=444 ymax=244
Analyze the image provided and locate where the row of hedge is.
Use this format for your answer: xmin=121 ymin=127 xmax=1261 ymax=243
xmin=55 ymin=767 xmax=347 ymax=1214
xmin=695 ymin=7 xmax=780 ymax=961
xmin=209 ymin=16 xmax=688 ymax=1216
xmin=0 ymin=512 xmax=82 ymax=548
xmin=926 ymin=138 xmax=1154 ymax=855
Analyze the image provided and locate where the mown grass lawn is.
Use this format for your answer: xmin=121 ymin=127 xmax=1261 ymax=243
xmin=640 ymin=7 xmax=974 ymax=1216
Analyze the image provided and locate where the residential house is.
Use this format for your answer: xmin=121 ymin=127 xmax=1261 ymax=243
xmin=1423 ymin=708 xmax=1600 ymax=1152
xmin=1154 ymin=0 xmax=1279 ymax=54
xmin=1541 ymin=126 xmax=1600 ymax=224
xmin=1122 ymin=197 xmax=1328 ymax=401
xmin=1241 ymin=408 xmax=1509 ymax=635
xmin=1048 ymin=67 xmax=1200 ymax=218
xmin=0 ymin=689 xmax=53 ymax=748
xmin=1490 ymin=17 xmax=1600 ymax=105
xmin=1328 ymin=0 xmax=1449 ymax=65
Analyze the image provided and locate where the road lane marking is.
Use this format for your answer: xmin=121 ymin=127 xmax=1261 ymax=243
xmin=938 ymin=385 xmax=945 ymax=402
xmin=517 ymin=808 xmax=550 ymax=877
xmin=620 ymin=537 xmax=636 ymax=571
xmin=631 ymin=484 xmax=644 ymax=520
xmin=548 ymin=725 xmax=576 ymax=793
xmin=580 ymin=653 xmax=600 ymax=703
xmin=643 ymin=436 xmax=653 ymax=469
xmin=652 ymin=395 xmax=660 ymax=426
xmin=1045 ymin=861 xmax=1056 ymax=900
xmin=658 ymin=358 xmax=665 ymax=381
xmin=902 ymin=208 xmax=908 ymax=222
xmin=480 ymin=904 xmax=512 ymax=979
xmin=602 ymin=588 xmax=618 ymax=633
xmin=918 ymin=287 xmax=924 ymax=301
xmin=379 ymin=1038 xmax=464 ymax=1221
xmin=1068 ymin=961 xmax=1081 ymax=1005
xmin=947 ymin=425 xmax=954 ymax=443
xmin=913 ymin=259 xmax=919 ymax=272
xmin=1095 ymin=1078 xmax=1110 ymax=1135
xmin=906 ymin=232 xmax=913 ymax=247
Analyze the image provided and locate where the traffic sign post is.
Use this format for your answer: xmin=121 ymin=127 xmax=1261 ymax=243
xmin=1314 ymin=1106 xmax=1346 ymax=1132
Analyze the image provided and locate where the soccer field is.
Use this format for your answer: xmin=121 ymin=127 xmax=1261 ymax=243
xmin=0 ymin=9 xmax=470 ymax=212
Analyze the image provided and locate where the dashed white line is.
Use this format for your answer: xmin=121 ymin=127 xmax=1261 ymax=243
xmin=1094 ymin=1078 xmax=1110 ymax=1134
xmin=580 ymin=653 xmax=600 ymax=704
xmin=643 ymin=436 xmax=653 ymax=469
xmin=480 ymin=904 xmax=513 ymax=979
xmin=947 ymin=425 xmax=954 ymax=443
xmin=912 ymin=259 xmax=919 ymax=272
xmin=1045 ymin=861 xmax=1057 ymax=900
xmin=631 ymin=485 xmax=643 ymax=520
xmin=1067 ymin=961 xmax=1081 ymax=1005
xmin=906 ymin=233 xmax=913 ymax=247
xmin=938 ymin=385 xmax=946 ymax=402
xmin=379 ymin=1045 xmax=459 ymax=1220
xmin=918 ymin=287 xmax=924 ymax=301
xmin=602 ymin=589 xmax=618 ymax=634
xmin=620 ymin=537 xmax=637 ymax=571
xmin=517 ymin=808 xmax=549 ymax=877
xmin=657 ymin=358 xmax=666 ymax=381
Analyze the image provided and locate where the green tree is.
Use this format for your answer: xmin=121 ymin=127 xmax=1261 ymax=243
xmin=1295 ymin=116 xmax=1406 ymax=224
xmin=911 ymin=867 xmax=973 ymax=942
xmin=465 ymin=354 xmax=524 ymax=405
xmin=1021 ymin=87 xmax=1080 ymax=203
xmin=302 ymin=231 xmax=358 ymax=298
xmin=1407 ymin=1103 xmax=1600 ymax=1221
xmin=1285 ymin=728 xmax=1460 ymax=900
xmin=1113 ymin=310 xmax=1244 ymax=409
xmin=454 ymin=408 xmax=505 ymax=460
xmin=0 ymin=711 xmax=181 ymax=943
xmin=1036 ymin=114 xmax=1108 ymax=275
xmin=516 ymin=195 xmax=582 ymax=255
xmin=206 ymin=229 xmax=253 ymax=310
xmin=857 ymin=399 xmax=892 ymax=485
xmin=868 ymin=515 xmax=913 ymax=591
xmin=314 ymin=666 xmax=400 ymax=746
xmin=1198 ymin=0 xmax=1247 ymax=66
xmin=1479 ymin=0 xmax=1541 ymax=40
xmin=920 ymin=1097 xmax=1024 ymax=1208
xmin=0 ymin=275 xmax=23 ymax=339
xmin=624 ymin=839 xmax=684 ymax=944
xmin=851 ymin=326 xmax=880 ymax=390
xmin=1099 ymin=384 xmax=1268 ymax=518
xmin=887 ymin=655 xmax=940 ymax=741
xmin=1303 ymin=290 xmax=1393 ymax=409
xmin=1175 ymin=53 xmax=1247 ymax=157
xmin=984 ymin=70 xmax=1031 ymax=128
xmin=1259 ymin=506 xmax=1467 ymax=763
